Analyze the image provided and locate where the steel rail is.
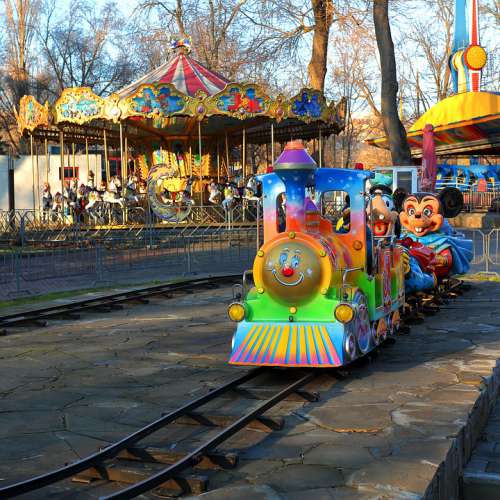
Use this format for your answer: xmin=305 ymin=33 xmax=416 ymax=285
xmin=101 ymin=370 xmax=317 ymax=500
xmin=0 ymin=273 xmax=240 ymax=328
xmin=0 ymin=367 xmax=264 ymax=498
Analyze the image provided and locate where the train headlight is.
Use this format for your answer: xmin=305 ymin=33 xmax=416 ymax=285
xmin=334 ymin=303 xmax=354 ymax=324
xmin=228 ymin=302 xmax=246 ymax=322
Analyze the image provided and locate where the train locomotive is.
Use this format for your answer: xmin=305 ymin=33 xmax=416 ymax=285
xmin=227 ymin=142 xmax=405 ymax=368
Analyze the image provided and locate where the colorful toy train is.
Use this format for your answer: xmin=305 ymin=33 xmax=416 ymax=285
xmin=227 ymin=141 xmax=473 ymax=368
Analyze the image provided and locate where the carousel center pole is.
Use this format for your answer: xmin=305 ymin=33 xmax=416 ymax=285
xmin=59 ymin=130 xmax=65 ymax=219
xmin=30 ymin=133 xmax=35 ymax=213
xmin=104 ymin=129 xmax=110 ymax=184
xmin=45 ymin=138 xmax=49 ymax=183
xmin=119 ymin=122 xmax=125 ymax=190
xmin=189 ymin=142 xmax=193 ymax=177
xmin=85 ymin=136 xmax=90 ymax=181
xmin=225 ymin=132 xmax=230 ymax=178
xmin=271 ymin=123 xmax=275 ymax=165
xmin=242 ymin=128 xmax=246 ymax=181
xmin=35 ymin=141 xmax=40 ymax=213
xmin=216 ymin=140 xmax=220 ymax=183
xmin=319 ymin=128 xmax=323 ymax=168
xmin=198 ymin=120 xmax=203 ymax=206
xmin=124 ymin=134 xmax=129 ymax=180
xmin=242 ymin=128 xmax=247 ymax=222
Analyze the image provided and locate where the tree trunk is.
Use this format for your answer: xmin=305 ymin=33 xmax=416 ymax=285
xmin=373 ymin=0 xmax=412 ymax=165
xmin=307 ymin=0 xmax=334 ymax=91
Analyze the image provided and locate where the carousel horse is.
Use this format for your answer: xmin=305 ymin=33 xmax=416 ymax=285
xmin=85 ymin=189 xmax=105 ymax=223
xmin=123 ymin=174 xmax=141 ymax=205
xmin=208 ymin=179 xmax=222 ymax=204
xmin=101 ymin=176 xmax=126 ymax=213
xmin=75 ymin=184 xmax=89 ymax=222
xmin=42 ymin=183 xmax=53 ymax=222
xmin=244 ymin=175 xmax=260 ymax=200
xmin=52 ymin=192 xmax=64 ymax=221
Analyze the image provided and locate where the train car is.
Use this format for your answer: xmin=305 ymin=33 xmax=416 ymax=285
xmin=227 ymin=142 xmax=405 ymax=368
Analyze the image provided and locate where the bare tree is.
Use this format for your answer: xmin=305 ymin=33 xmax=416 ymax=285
xmin=4 ymin=0 xmax=40 ymax=97
xmin=307 ymin=0 xmax=334 ymax=90
xmin=134 ymin=0 xmax=261 ymax=81
xmin=37 ymin=0 xmax=135 ymax=97
xmin=373 ymin=0 xmax=411 ymax=165
xmin=0 ymin=0 xmax=40 ymax=152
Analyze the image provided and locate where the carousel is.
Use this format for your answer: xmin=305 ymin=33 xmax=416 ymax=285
xmin=16 ymin=37 xmax=346 ymax=224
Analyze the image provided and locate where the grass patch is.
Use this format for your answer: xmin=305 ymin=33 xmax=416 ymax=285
xmin=463 ymin=273 xmax=500 ymax=282
xmin=0 ymin=279 xmax=164 ymax=311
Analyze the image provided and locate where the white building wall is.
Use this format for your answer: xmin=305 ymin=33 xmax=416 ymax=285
xmin=0 ymin=154 xmax=102 ymax=210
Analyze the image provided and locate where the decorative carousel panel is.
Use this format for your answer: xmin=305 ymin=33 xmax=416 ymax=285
xmin=208 ymin=83 xmax=270 ymax=119
xmin=17 ymin=96 xmax=49 ymax=133
xmin=122 ymin=83 xmax=189 ymax=119
xmin=268 ymin=94 xmax=290 ymax=122
xmin=103 ymin=93 xmax=122 ymax=122
xmin=289 ymin=88 xmax=329 ymax=123
xmin=54 ymin=87 xmax=106 ymax=124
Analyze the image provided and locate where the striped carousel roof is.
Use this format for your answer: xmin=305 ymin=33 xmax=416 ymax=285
xmin=117 ymin=52 xmax=229 ymax=98
xmin=366 ymin=91 xmax=500 ymax=157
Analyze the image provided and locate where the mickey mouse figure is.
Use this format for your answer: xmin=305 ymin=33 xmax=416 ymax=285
xmin=394 ymin=187 xmax=473 ymax=279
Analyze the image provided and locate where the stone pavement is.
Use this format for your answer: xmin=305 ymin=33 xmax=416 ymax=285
xmin=463 ymin=394 xmax=500 ymax=499
xmin=0 ymin=280 xmax=499 ymax=499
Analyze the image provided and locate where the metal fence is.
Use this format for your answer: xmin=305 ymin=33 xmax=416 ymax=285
xmin=463 ymin=192 xmax=500 ymax=212
xmin=0 ymin=228 xmax=258 ymax=298
xmin=0 ymin=203 xmax=260 ymax=246
xmin=457 ymin=228 xmax=500 ymax=276
xmin=0 ymin=225 xmax=498 ymax=299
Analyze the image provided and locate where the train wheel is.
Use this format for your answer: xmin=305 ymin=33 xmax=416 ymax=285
xmin=374 ymin=318 xmax=387 ymax=344
xmin=391 ymin=310 xmax=401 ymax=335
xmin=353 ymin=292 xmax=371 ymax=354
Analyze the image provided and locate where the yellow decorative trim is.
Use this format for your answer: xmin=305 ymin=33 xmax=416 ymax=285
xmin=17 ymin=96 xmax=49 ymax=133
xmin=54 ymin=87 xmax=105 ymax=125
xmin=17 ymin=83 xmax=346 ymax=133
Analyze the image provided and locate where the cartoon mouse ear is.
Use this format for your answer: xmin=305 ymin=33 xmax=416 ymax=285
xmin=439 ymin=187 xmax=463 ymax=218
xmin=392 ymin=188 xmax=407 ymax=212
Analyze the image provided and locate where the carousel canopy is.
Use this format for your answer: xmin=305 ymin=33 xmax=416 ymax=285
xmin=366 ymin=91 xmax=500 ymax=157
xmin=117 ymin=51 xmax=229 ymax=98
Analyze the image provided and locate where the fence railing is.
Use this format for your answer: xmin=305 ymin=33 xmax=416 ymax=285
xmin=462 ymin=192 xmax=500 ymax=213
xmin=0 ymin=226 xmax=497 ymax=299
xmin=0 ymin=227 xmax=258 ymax=298
xmin=0 ymin=202 xmax=260 ymax=246
xmin=456 ymin=228 xmax=500 ymax=276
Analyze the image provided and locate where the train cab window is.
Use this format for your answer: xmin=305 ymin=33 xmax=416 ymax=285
xmin=277 ymin=192 xmax=286 ymax=233
xmin=321 ymin=190 xmax=350 ymax=233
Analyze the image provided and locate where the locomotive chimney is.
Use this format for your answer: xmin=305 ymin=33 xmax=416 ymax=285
xmin=273 ymin=140 xmax=317 ymax=232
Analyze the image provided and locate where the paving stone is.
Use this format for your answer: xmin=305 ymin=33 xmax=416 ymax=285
xmin=346 ymin=458 xmax=437 ymax=497
xmin=257 ymin=464 xmax=344 ymax=492
xmin=188 ymin=484 xmax=284 ymax=500
xmin=283 ymin=486 xmax=381 ymax=500
xmin=303 ymin=444 xmax=375 ymax=469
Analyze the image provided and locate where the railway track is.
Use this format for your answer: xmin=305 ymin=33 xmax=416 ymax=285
xmin=0 ymin=273 xmax=241 ymax=332
xmin=0 ymin=366 xmax=328 ymax=499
